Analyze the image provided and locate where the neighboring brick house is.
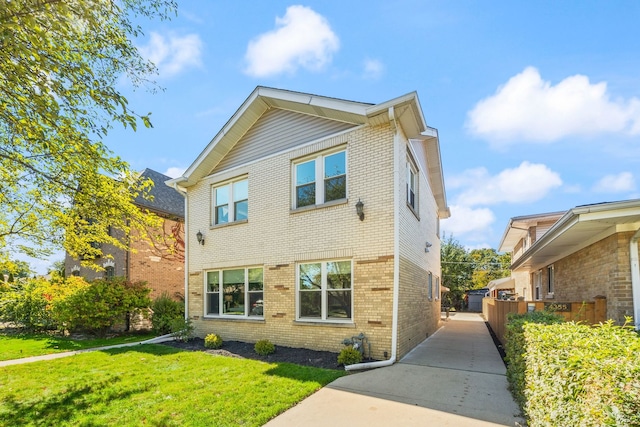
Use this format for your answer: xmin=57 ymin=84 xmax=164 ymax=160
xmin=167 ymin=87 xmax=450 ymax=365
xmin=65 ymin=168 xmax=185 ymax=300
xmin=498 ymin=200 xmax=640 ymax=328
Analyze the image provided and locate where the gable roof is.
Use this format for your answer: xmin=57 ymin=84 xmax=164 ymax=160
xmin=166 ymin=86 xmax=449 ymax=217
xmin=509 ymin=199 xmax=640 ymax=271
xmin=135 ymin=168 xmax=184 ymax=219
xmin=498 ymin=211 xmax=566 ymax=252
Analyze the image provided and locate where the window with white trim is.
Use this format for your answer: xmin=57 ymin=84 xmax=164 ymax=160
xmin=407 ymin=160 xmax=418 ymax=211
xmin=435 ymin=276 xmax=440 ymax=300
xmin=547 ymin=265 xmax=554 ymax=294
xmin=213 ymin=178 xmax=248 ymax=226
xmin=534 ymin=271 xmax=542 ymax=300
xmin=427 ymin=271 xmax=433 ymax=300
xmin=298 ymin=260 xmax=352 ymax=321
xmin=205 ymin=267 xmax=263 ymax=317
xmin=293 ymin=150 xmax=346 ymax=208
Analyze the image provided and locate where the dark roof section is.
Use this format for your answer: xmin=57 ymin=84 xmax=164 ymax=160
xmin=135 ymin=168 xmax=185 ymax=219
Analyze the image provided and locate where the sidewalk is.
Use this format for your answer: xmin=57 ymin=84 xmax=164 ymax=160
xmin=265 ymin=312 xmax=524 ymax=427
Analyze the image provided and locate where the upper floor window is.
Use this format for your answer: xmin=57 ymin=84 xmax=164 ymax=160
xmin=294 ymin=150 xmax=346 ymax=208
xmin=205 ymin=267 xmax=263 ymax=317
xmin=407 ymin=160 xmax=418 ymax=212
xmin=213 ymin=178 xmax=248 ymax=225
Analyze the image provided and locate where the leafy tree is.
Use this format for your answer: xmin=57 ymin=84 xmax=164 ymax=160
xmin=469 ymin=248 xmax=511 ymax=289
xmin=440 ymin=234 xmax=474 ymax=310
xmin=0 ymin=259 xmax=32 ymax=281
xmin=0 ymin=0 xmax=176 ymax=264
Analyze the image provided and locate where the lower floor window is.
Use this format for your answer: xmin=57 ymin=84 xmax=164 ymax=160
xmin=298 ymin=260 xmax=352 ymax=321
xmin=206 ymin=267 xmax=263 ymax=317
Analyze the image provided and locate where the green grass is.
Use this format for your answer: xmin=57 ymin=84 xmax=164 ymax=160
xmin=0 ymin=331 xmax=157 ymax=361
xmin=0 ymin=344 xmax=345 ymax=426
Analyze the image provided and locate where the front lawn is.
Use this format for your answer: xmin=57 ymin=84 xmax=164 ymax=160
xmin=0 ymin=331 xmax=157 ymax=361
xmin=0 ymin=344 xmax=344 ymax=426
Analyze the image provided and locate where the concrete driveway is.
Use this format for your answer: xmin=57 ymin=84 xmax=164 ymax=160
xmin=265 ymin=312 xmax=524 ymax=427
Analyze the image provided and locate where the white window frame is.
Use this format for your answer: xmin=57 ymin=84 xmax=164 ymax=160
xmin=204 ymin=266 xmax=264 ymax=318
xmin=212 ymin=177 xmax=248 ymax=226
xmin=297 ymin=259 xmax=353 ymax=322
xmin=406 ymin=158 xmax=418 ymax=213
xmin=292 ymin=148 xmax=347 ymax=209
xmin=534 ymin=270 xmax=542 ymax=300
xmin=427 ymin=271 xmax=433 ymax=300
xmin=435 ymin=276 xmax=440 ymax=300
xmin=547 ymin=265 xmax=554 ymax=295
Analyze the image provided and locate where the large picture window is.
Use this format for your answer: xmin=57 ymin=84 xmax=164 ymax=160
xmin=298 ymin=260 xmax=352 ymax=321
xmin=205 ymin=267 xmax=263 ymax=317
xmin=213 ymin=178 xmax=248 ymax=225
xmin=294 ymin=150 xmax=346 ymax=208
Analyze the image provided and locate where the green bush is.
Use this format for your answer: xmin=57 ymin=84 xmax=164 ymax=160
xmin=0 ymin=279 xmax=55 ymax=331
xmin=503 ymin=310 xmax=564 ymax=407
xmin=170 ymin=317 xmax=194 ymax=342
xmin=204 ymin=333 xmax=223 ymax=349
xmin=51 ymin=277 xmax=150 ymax=336
xmin=521 ymin=320 xmax=640 ymax=426
xmin=337 ymin=346 xmax=362 ymax=366
xmin=254 ymin=339 xmax=275 ymax=355
xmin=151 ymin=292 xmax=184 ymax=334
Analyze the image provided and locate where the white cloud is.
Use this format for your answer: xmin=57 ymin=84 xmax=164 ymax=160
xmin=592 ymin=172 xmax=636 ymax=193
xmin=362 ymin=58 xmax=384 ymax=79
xmin=453 ymin=162 xmax=563 ymax=206
xmin=244 ymin=5 xmax=339 ymax=77
xmin=467 ymin=67 xmax=640 ymax=144
xmin=441 ymin=205 xmax=495 ymax=236
xmin=164 ymin=167 xmax=186 ymax=178
xmin=140 ymin=32 xmax=203 ymax=78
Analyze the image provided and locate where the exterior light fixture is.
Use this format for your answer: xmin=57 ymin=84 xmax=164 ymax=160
xmin=425 ymin=242 xmax=433 ymax=253
xmin=356 ymin=199 xmax=365 ymax=221
xmin=196 ymin=230 xmax=205 ymax=245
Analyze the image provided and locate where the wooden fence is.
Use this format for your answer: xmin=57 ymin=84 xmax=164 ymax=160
xmin=483 ymin=296 xmax=607 ymax=345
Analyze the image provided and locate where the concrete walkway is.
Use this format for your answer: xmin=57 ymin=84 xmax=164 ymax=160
xmin=265 ymin=313 xmax=524 ymax=427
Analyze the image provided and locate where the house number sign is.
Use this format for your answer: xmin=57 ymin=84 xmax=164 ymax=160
xmin=545 ymin=302 xmax=571 ymax=312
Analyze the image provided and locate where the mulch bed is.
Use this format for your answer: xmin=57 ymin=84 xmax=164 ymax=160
xmin=162 ymin=338 xmax=345 ymax=370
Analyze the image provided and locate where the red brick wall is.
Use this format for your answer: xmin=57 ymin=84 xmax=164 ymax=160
xmin=129 ymin=218 xmax=185 ymax=301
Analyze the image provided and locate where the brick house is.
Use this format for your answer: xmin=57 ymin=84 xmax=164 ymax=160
xmin=65 ymin=168 xmax=185 ymax=300
xmin=167 ymin=87 xmax=450 ymax=365
xmin=498 ymin=200 xmax=640 ymax=328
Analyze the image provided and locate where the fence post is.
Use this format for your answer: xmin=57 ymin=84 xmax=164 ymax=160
xmin=594 ymin=295 xmax=607 ymax=323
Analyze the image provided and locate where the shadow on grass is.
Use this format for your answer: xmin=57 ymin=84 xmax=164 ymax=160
xmin=0 ymin=375 xmax=148 ymax=426
xmin=264 ymin=362 xmax=345 ymax=385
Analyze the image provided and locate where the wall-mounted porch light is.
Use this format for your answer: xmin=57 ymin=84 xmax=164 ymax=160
xmin=196 ymin=230 xmax=205 ymax=245
xmin=356 ymin=199 xmax=365 ymax=221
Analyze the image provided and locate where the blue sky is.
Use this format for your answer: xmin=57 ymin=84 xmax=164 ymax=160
xmin=28 ymin=1 xmax=640 ymax=272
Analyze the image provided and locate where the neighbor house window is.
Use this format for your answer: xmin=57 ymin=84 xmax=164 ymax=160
xmin=293 ymin=150 xmax=346 ymax=208
xmin=205 ymin=267 xmax=263 ymax=317
xmin=534 ymin=271 xmax=542 ymax=300
xmin=213 ymin=178 xmax=248 ymax=225
xmin=407 ymin=160 xmax=418 ymax=211
xmin=547 ymin=265 xmax=554 ymax=294
xmin=298 ymin=260 xmax=352 ymax=321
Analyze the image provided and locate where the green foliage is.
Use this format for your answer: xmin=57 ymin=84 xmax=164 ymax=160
xmin=519 ymin=320 xmax=640 ymax=426
xmin=254 ymin=339 xmax=275 ymax=356
xmin=204 ymin=333 xmax=223 ymax=349
xmin=469 ymin=248 xmax=511 ymax=289
xmin=0 ymin=259 xmax=33 ymax=281
xmin=0 ymin=279 xmax=55 ymax=331
xmin=504 ymin=311 xmax=565 ymax=407
xmin=337 ymin=346 xmax=363 ymax=366
xmin=170 ymin=318 xmax=194 ymax=342
xmin=51 ymin=277 xmax=150 ymax=336
xmin=150 ymin=292 xmax=184 ymax=334
xmin=441 ymin=234 xmax=473 ymax=309
xmin=0 ymin=0 xmax=176 ymax=261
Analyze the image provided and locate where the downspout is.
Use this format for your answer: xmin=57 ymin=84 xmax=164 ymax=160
xmin=630 ymin=228 xmax=640 ymax=330
xmin=346 ymin=107 xmax=400 ymax=371
xmin=172 ymin=182 xmax=189 ymax=320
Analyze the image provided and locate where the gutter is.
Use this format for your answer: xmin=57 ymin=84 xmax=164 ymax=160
xmin=346 ymin=107 xmax=400 ymax=371
xmin=171 ymin=182 xmax=189 ymax=320
xmin=630 ymin=228 xmax=640 ymax=330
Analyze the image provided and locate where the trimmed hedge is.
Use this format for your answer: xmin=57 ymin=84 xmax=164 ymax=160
xmin=505 ymin=311 xmax=640 ymax=426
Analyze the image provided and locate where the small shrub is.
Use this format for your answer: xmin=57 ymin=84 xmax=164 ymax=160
xmin=151 ymin=292 xmax=184 ymax=335
xmin=337 ymin=346 xmax=362 ymax=366
xmin=170 ymin=317 xmax=194 ymax=342
xmin=204 ymin=333 xmax=223 ymax=349
xmin=254 ymin=339 xmax=275 ymax=355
